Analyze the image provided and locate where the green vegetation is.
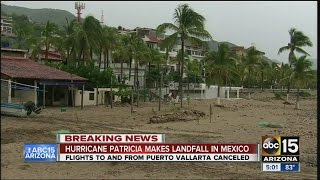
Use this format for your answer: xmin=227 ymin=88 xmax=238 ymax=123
xmin=1 ymin=3 xmax=316 ymax=109
xmin=157 ymin=4 xmax=212 ymax=107
xmin=1 ymin=4 xmax=76 ymax=28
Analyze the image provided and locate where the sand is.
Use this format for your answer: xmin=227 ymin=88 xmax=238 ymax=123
xmin=1 ymin=92 xmax=317 ymax=179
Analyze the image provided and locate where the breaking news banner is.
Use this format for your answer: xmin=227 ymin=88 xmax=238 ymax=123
xmin=56 ymin=134 xmax=165 ymax=143
xmin=57 ymin=144 xmax=260 ymax=162
xmin=24 ymin=144 xmax=57 ymax=162
xmin=261 ymin=136 xmax=300 ymax=172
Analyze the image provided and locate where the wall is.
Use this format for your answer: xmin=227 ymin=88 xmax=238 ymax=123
xmin=74 ymin=88 xmax=120 ymax=107
xmin=11 ymin=89 xmax=36 ymax=104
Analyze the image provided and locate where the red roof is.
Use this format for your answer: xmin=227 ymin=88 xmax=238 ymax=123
xmin=146 ymin=35 xmax=160 ymax=43
xmin=1 ymin=56 xmax=87 ymax=81
xmin=39 ymin=50 xmax=62 ymax=61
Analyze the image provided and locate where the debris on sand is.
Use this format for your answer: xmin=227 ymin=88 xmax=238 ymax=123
xmin=113 ymin=102 xmax=130 ymax=107
xmin=283 ymin=101 xmax=295 ymax=105
xmin=149 ymin=110 xmax=206 ymax=124
xmin=258 ymin=121 xmax=283 ymax=128
xmin=52 ymin=129 xmax=71 ymax=134
xmin=214 ymin=104 xmax=225 ymax=108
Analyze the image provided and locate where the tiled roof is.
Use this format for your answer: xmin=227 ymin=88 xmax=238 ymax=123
xmin=39 ymin=50 xmax=63 ymax=61
xmin=1 ymin=56 xmax=87 ymax=81
xmin=146 ymin=35 xmax=160 ymax=43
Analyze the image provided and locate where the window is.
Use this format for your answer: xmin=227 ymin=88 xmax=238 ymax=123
xmin=89 ymin=93 xmax=95 ymax=100
xmin=11 ymin=88 xmax=15 ymax=98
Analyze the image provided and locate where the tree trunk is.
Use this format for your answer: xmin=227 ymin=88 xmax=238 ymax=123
xmin=261 ymin=72 xmax=264 ymax=92
xmin=286 ymin=81 xmax=291 ymax=101
xmin=104 ymin=50 xmax=107 ymax=70
xmin=68 ymin=46 xmax=75 ymax=65
xmin=96 ymin=87 xmax=99 ymax=106
xmin=120 ymin=61 xmax=123 ymax=83
xmin=144 ymin=74 xmax=146 ymax=102
xmin=136 ymin=60 xmax=139 ymax=107
xmin=90 ymin=47 xmax=93 ymax=61
xmin=129 ymin=56 xmax=132 ymax=81
xmin=158 ymin=73 xmax=162 ymax=111
xmin=248 ymin=69 xmax=251 ymax=99
xmin=45 ymin=36 xmax=48 ymax=60
xmin=217 ymin=85 xmax=221 ymax=105
xmin=106 ymin=49 xmax=109 ymax=68
xmin=180 ymin=38 xmax=185 ymax=108
xmin=110 ymin=77 xmax=113 ymax=109
xmin=295 ymin=88 xmax=300 ymax=109
xmin=98 ymin=47 xmax=102 ymax=70
xmin=187 ymin=80 xmax=190 ymax=106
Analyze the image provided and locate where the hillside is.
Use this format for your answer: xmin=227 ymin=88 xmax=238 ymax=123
xmin=207 ymin=40 xmax=238 ymax=52
xmin=208 ymin=40 xmax=279 ymax=64
xmin=1 ymin=4 xmax=76 ymax=28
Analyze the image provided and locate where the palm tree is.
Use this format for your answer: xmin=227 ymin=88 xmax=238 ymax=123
xmin=206 ymin=43 xmax=235 ymax=105
xmin=278 ymin=63 xmax=294 ymax=101
xmin=278 ymin=28 xmax=313 ymax=99
xmin=112 ymin=35 xmax=129 ymax=83
xmin=101 ymin=26 xmax=119 ymax=70
xmin=62 ymin=19 xmax=78 ymax=65
xmin=41 ymin=21 xmax=59 ymax=60
xmin=185 ymin=56 xmax=202 ymax=104
xmin=243 ymin=47 xmax=265 ymax=99
xmin=256 ymin=59 xmax=270 ymax=91
xmin=157 ymin=3 xmax=212 ymax=107
xmin=290 ymin=55 xmax=314 ymax=109
xmin=82 ymin=16 xmax=103 ymax=63
xmin=278 ymin=28 xmax=313 ymax=65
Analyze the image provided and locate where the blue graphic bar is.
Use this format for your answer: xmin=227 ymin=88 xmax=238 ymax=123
xmin=280 ymin=163 xmax=300 ymax=172
xmin=24 ymin=144 xmax=57 ymax=162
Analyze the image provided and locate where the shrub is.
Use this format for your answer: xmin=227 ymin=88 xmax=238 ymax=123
xmin=274 ymin=92 xmax=283 ymax=100
xmin=299 ymin=91 xmax=311 ymax=97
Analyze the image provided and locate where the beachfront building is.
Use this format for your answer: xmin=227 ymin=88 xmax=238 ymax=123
xmin=1 ymin=47 xmax=92 ymax=108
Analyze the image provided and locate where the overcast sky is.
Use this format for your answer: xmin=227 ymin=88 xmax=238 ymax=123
xmin=3 ymin=1 xmax=318 ymax=63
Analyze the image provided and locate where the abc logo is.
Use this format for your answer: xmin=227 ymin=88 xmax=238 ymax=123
xmin=262 ymin=137 xmax=280 ymax=154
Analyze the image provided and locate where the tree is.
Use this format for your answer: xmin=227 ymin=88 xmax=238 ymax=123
xmin=82 ymin=16 xmax=103 ymax=63
xmin=256 ymin=59 xmax=270 ymax=91
xmin=278 ymin=28 xmax=313 ymax=65
xmin=290 ymin=55 xmax=314 ymax=109
xmin=243 ymin=47 xmax=264 ymax=99
xmin=101 ymin=26 xmax=119 ymax=70
xmin=278 ymin=28 xmax=313 ymax=99
xmin=41 ymin=21 xmax=59 ymax=60
xmin=157 ymin=3 xmax=212 ymax=107
xmin=112 ymin=35 xmax=129 ymax=83
xmin=205 ymin=43 xmax=235 ymax=105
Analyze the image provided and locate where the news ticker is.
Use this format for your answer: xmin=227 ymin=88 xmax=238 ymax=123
xmin=24 ymin=134 xmax=259 ymax=162
xmin=24 ymin=134 xmax=300 ymax=172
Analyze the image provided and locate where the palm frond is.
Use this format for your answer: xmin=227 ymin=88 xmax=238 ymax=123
xmin=156 ymin=23 xmax=179 ymax=34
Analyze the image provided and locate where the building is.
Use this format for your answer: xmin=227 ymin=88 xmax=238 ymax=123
xmin=37 ymin=50 xmax=63 ymax=64
xmin=1 ymin=48 xmax=28 ymax=58
xmin=1 ymin=16 xmax=16 ymax=37
xmin=1 ymin=54 xmax=89 ymax=107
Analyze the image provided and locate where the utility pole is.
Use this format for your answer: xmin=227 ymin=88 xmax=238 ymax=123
xmin=75 ymin=1 xmax=85 ymax=23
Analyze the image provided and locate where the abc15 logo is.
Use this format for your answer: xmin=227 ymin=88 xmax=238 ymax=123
xmin=261 ymin=136 xmax=299 ymax=156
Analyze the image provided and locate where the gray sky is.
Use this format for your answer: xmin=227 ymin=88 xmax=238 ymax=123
xmin=3 ymin=1 xmax=318 ymax=63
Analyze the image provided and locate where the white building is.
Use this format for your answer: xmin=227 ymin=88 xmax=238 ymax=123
xmin=1 ymin=16 xmax=16 ymax=37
